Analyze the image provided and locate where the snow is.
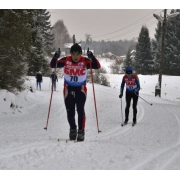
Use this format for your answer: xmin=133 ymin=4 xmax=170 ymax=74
xmin=1 ymin=58 xmax=180 ymax=177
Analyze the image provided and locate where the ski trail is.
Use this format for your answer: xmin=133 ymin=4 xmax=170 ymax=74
xmin=132 ymin=105 xmax=180 ymax=170
xmin=88 ymin=101 xmax=145 ymax=141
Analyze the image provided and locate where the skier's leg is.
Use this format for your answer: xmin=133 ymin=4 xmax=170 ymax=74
xmin=132 ymin=93 xmax=138 ymax=123
xmin=76 ymin=86 xmax=87 ymax=131
xmin=54 ymin=82 xmax=56 ymax=91
xmin=125 ymin=92 xmax=131 ymax=123
xmin=64 ymin=86 xmax=76 ymax=130
xmin=76 ymin=86 xmax=87 ymax=141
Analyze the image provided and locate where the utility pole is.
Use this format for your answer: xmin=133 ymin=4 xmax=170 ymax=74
xmin=159 ymin=9 xmax=167 ymax=97
xmin=73 ymin=35 xmax=76 ymax=44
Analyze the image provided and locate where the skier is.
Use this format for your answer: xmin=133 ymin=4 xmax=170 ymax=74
xmin=50 ymin=43 xmax=101 ymax=141
xmin=50 ymin=71 xmax=58 ymax=91
xmin=119 ymin=67 xmax=140 ymax=126
xmin=36 ymin=71 xmax=43 ymax=90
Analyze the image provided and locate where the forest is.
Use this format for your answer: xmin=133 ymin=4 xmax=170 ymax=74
xmin=0 ymin=9 xmax=180 ymax=93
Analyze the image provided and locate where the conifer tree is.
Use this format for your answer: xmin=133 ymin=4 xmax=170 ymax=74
xmin=134 ymin=25 xmax=153 ymax=74
xmin=0 ymin=10 xmax=33 ymax=92
xmin=27 ymin=9 xmax=53 ymax=76
xmin=123 ymin=48 xmax=133 ymax=68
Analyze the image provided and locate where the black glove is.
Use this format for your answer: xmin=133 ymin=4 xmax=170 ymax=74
xmin=119 ymin=93 xmax=123 ymax=98
xmin=133 ymin=89 xmax=138 ymax=95
xmin=54 ymin=50 xmax=61 ymax=59
xmin=87 ymin=48 xmax=94 ymax=59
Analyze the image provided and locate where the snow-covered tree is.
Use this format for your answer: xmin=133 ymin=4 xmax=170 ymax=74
xmin=52 ymin=20 xmax=72 ymax=51
xmin=0 ymin=10 xmax=33 ymax=92
xmin=123 ymin=48 xmax=133 ymax=68
xmin=134 ymin=25 xmax=153 ymax=74
xmin=164 ymin=9 xmax=180 ymax=75
xmin=27 ymin=9 xmax=53 ymax=76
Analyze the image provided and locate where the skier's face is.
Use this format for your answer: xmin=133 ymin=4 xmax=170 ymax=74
xmin=126 ymin=73 xmax=132 ymax=78
xmin=71 ymin=53 xmax=81 ymax=62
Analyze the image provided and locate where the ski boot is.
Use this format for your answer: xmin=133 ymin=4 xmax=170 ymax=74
xmin=121 ymin=118 xmax=128 ymax=126
xmin=69 ymin=129 xmax=77 ymax=140
xmin=77 ymin=130 xmax=85 ymax=142
xmin=132 ymin=118 xmax=137 ymax=127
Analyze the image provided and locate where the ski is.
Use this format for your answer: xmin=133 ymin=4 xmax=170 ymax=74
xmin=132 ymin=123 xmax=136 ymax=127
xmin=57 ymin=139 xmax=77 ymax=143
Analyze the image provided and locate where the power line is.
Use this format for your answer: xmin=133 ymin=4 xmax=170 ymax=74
xmin=124 ymin=21 xmax=159 ymax=40
xmin=103 ymin=19 xmax=158 ymax=41
xmin=77 ymin=9 xmax=163 ymax=41
xmin=91 ymin=9 xmax=159 ymax=39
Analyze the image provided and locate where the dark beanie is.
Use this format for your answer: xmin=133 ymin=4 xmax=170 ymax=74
xmin=70 ymin=43 xmax=82 ymax=54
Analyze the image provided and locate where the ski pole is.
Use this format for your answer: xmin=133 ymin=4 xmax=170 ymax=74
xmin=89 ymin=57 xmax=101 ymax=133
xmin=135 ymin=92 xmax=153 ymax=106
xmin=120 ymin=98 xmax=124 ymax=124
xmin=44 ymin=86 xmax=54 ymax=130
xmin=44 ymin=48 xmax=60 ymax=130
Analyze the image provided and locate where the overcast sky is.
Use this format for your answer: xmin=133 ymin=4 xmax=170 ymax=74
xmin=4 ymin=0 xmax=175 ymax=42
xmin=48 ymin=9 xmax=165 ymax=42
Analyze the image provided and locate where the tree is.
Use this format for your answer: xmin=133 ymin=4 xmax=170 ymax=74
xmin=27 ymin=9 xmax=53 ymax=76
xmin=123 ymin=48 xmax=133 ymax=68
xmin=154 ymin=9 xmax=180 ymax=75
xmin=0 ymin=10 xmax=33 ymax=92
xmin=52 ymin=20 xmax=72 ymax=51
xmin=164 ymin=9 xmax=180 ymax=75
xmin=134 ymin=25 xmax=153 ymax=74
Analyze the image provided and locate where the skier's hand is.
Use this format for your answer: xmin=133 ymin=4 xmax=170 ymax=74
xmin=119 ymin=93 xmax=123 ymax=98
xmin=133 ymin=89 xmax=138 ymax=95
xmin=87 ymin=48 xmax=94 ymax=59
xmin=54 ymin=50 xmax=61 ymax=59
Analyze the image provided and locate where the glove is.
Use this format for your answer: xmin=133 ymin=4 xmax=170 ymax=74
xmin=133 ymin=89 xmax=138 ymax=95
xmin=54 ymin=50 xmax=61 ymax=59
xmin=119 ymin=93 xmax=123 ymax=98
xmin=87 ymin=48 xmax=94 ymax=59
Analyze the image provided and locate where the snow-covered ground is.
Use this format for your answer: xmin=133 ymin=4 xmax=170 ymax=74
xmin=1 ymin=58 xmax=180 ymax=177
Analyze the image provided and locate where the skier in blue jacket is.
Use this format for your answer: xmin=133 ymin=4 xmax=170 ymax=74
xmin=119 ymin=67 xmax=140 ymax=126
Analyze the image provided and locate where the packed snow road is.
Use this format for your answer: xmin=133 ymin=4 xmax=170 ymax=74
xmin=1 ymin=76 xmax=180 ymax=170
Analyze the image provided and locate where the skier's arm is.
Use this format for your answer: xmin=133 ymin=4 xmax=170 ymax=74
xmin=135 ymin=76 xmax=140 ymax=92
xmin=86 ymin=56 xmax=101 ymax=69
xmin=50 ymin=57 xmax=66 ymax=68
xmin=120 ymin=76 xmax=125 ymax=94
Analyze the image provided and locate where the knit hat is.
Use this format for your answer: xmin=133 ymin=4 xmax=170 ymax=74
xmin=70 ymin=43 xmax=82 ymax=54
xmin=125 ymin=67 xmax=132 ymax=74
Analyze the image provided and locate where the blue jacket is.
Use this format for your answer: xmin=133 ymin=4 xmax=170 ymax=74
xmin=120 ymin=74 xmax=140 ymax=94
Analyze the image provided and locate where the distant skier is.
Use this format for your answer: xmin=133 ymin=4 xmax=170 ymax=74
xmin=50 ymin=71 xmax=58 ymax=91
xmin=119 ymin=67 xmax=140 ymax=126
xmin=50 ymin=43 xmax=101 ymax=141
xmin=36 ymin=71 xmax=43 ymax=90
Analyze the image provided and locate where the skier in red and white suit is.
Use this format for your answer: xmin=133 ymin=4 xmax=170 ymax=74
xmin=50 ymin=43 xmax=101 ymax=141
xmin=119 ymin=67 xmax=140 ymax=126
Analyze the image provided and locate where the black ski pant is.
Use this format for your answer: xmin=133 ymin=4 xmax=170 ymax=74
xmin=125 ymin=91 xmax=139 ymax=121
xmin=64 ymin=85 xmax=86 ymax=131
